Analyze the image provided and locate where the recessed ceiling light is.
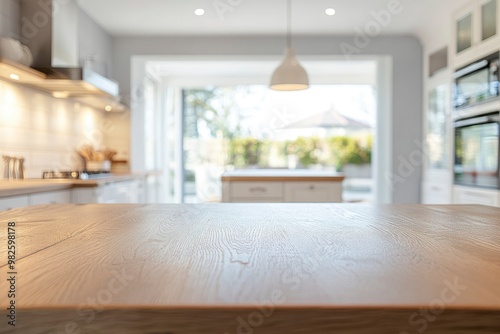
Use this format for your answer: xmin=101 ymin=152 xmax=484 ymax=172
xmin=105 ymin=105 xmax=113 ymax=112
xmin=10 ymin=74 xmax=20 ymax=80
xmin=325 ymin=8 xmax=336 ymax=16
xmin=194 ymin=8 xmax=205 ymax=16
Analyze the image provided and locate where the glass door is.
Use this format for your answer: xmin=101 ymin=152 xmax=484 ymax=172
xmin=454 ymin=114 xmax=500 ymax=188
xmin=427 ymin=84 xmax=449 ymax=169
xmin=456 ymin=12 xmax=473 ymax=54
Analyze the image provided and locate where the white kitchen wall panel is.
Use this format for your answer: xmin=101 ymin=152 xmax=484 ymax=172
xmin=0 ymin=80 xmax=111 ymax=178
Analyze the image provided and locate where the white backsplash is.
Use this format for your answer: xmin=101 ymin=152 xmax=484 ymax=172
xmin=0 ymin=79 xmax=127 ymax=178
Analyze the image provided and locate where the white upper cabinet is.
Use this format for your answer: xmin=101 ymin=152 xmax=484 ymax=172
xmin=452 ymin=0 xmax=500 ymax=68
xmin=480 ymin=0 xmax=498 ymax=42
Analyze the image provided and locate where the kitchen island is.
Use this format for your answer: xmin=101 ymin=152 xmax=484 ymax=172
xmin=1 ymin=203 xmax=499 ymax=333
xmin=222 ymin=169 xmax=345 ymax=202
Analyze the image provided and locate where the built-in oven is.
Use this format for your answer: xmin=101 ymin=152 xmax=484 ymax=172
xmin=454 ymin=112 xmax=500 ymax=189
xmin=453 ymin=52 xmax=499 ymax=110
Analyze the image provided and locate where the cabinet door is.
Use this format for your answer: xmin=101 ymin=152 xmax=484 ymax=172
xmin=29 ymin=190 xmax=71 ymax=205
xmin=453 ymin=0 xmax=500 ymax=68
xmin=102 ymin=181 xmax=139 ymax=203
xmin=453 ymin=186 xmax=499 ymax=206
xmin=456 ymin=8 xmax=474 ymax=54
xmin=229 ymin=182 xmax=283 ymax=202
xmin=452 ymin=2 xmax=478 ymax=68
xmin=480 ymin=0 xmax=498 ymax=41
xmin=71 ymin=188 xmax=99 ymax=204
xmin=0 ymin=196 xmax=29 ymax=211
xmin=284 ymin=182 xmax=342 ymax=203
xmin=422 ymin=181 xmax=452 ymax=204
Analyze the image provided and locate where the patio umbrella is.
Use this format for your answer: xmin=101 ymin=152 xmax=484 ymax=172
xmin=281 ymin=108 xmax=371 ymax=129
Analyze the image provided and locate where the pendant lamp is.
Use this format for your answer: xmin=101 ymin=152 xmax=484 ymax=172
xmin=270 ymin=0 xmax=309 ymax=91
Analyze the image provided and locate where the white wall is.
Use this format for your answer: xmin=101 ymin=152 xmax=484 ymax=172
xmin=0 ymin=80 xmax=110 ymax=178
xmin=113 ymin=35 xmax=423 ymax=203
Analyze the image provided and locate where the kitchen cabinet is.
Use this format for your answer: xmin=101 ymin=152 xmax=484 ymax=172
xmin=0 ymin=190 xmax=71 ymax=210
xmin=28 ymin=190 xmax=72 ymax=205
xmin=421 ymin=71 xmax=453 ymax=204
xmin=452 ymin=0 xmax=500 ymax=68
xmin=453 ymin=185 xmax=500 ymax=206
xmin=221 ymin=170 xmax=345 ymax=203
xmin=145 ymin=174 xmax=162 ymax=203
xmin=71 ymin=179 xmax=144 ymax=204
xmin=0 ymin=195 xmax=29 ymax=211
xmin=283 ymin=181 xmax=343 ymax=203
xmin=422 ymin=180 xmax=453 ymax=204
xmin=223 ymin=181 xmax=283 ymax=202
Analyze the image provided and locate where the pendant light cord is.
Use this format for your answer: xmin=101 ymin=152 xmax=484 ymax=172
xmin=287 ymin=0 xmax=292 ymax=48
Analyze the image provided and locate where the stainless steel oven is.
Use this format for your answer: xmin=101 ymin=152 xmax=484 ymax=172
xmin=453 ymin=52 xmax=499 ymax=109
xmin=454 ymin=112 xmax=500 ymax=189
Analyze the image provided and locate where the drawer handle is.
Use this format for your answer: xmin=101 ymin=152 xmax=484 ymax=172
xmin=309 ymin=185 xmax=315 ymax=190
xmin=249 ymin=187 xmax=267 ymax=192
xmin=431 ymin=186 xmax=440 ymax=191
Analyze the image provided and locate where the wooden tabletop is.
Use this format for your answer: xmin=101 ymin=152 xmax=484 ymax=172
xmin=1 ymin=204 xmax=499 ymax=333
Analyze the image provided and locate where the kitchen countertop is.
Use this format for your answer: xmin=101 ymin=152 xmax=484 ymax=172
xmin=0 ymin=172 xmax=159 ymax=197
xmin=222 ymin=169 xmax=345 ymax=182
xmin=1 ymin=203 xmax=499 ymax=333
xmin=0 ymin=180 xmax=74 ymax=197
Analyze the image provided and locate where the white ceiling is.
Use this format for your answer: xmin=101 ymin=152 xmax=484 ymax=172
xmin=145 ymin=59 xmax=377 ymax=84
xmin=147 ymin=59 xmax=376 ymax=77
xmin=77 ymin=0 xmax=468 ymax=37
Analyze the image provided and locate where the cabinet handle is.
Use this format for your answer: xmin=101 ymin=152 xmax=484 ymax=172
xmin=249 ymin=187 xmax=266 ymax=192
xmin=431 ymin=186 xmax=440 ymax=191
xmin=309 ymin=185 xmax=315 ymax=190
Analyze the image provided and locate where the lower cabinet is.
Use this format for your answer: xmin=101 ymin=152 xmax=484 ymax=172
xmin=0 ymin=190 xmax=72 ymax=211
xmin=222 ymin=181 xmax=343 ymax=203
xmin=453 ymin=186 xmax=500 ymax=207
xmin=284 ymin=182 xmax=343 ymax=203
xmin=422 ymin=181 xmax=453 ymax=204
xmin=225 ymin=182 xmax=283 ymax=202
xmin=29 ymin=190 xmax=72 ymax=205
xmin=145 ymin=174 xmax=162 ymax=203
xmin=0 ymin=178 xmax=149 ymax=211
xmin=0 ymin=195 xmax=29 ymax=211
xmin=72 ymin=179 xmax=145 ymax=204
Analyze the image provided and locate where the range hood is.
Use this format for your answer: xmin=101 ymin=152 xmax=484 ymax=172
xmin=31 ymin=67 xmax=119 ymax=98
xmin=20 ymin=0 xmax=119 ymax=98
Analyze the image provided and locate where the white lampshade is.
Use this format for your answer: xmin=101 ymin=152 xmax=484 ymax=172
xmin=270 ymin=47 xmax=309 ymax=91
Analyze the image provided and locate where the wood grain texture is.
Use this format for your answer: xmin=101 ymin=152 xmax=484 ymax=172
xmin=1 ymin=204 xmax=500 ymax=333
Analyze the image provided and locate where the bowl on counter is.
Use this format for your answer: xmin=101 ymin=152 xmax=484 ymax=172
xmin=86 ymin=160 xmax=111 ymax=172
xmin=0 ymin=37 xmax=32 ymax=66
